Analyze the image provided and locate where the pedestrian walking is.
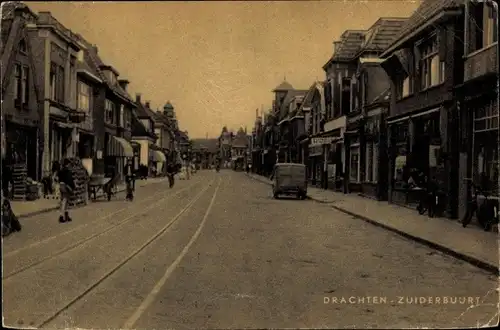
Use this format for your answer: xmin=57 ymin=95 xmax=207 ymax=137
xmin=57 ymin=159 xmax=76 ymax=223
xmin=166 ymin=162 xmax=175 ymax=188
xmin=124 ymin=158 xmax=134 ymax=201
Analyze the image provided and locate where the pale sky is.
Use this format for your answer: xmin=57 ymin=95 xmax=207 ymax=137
xmin=27 ymin=1 xmax=420 ymax=139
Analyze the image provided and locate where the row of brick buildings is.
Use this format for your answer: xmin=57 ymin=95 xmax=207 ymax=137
xmin=251 ymin=0 xmax=498 ymax=221
xmin=1 ymin=3 xmax=189 ymax=198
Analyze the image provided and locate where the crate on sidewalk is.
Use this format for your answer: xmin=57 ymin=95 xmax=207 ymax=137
xmin=67 ymin=158 xmax=90 ymax=208
xmin=11 ymin=164 xmax=27 ymax=201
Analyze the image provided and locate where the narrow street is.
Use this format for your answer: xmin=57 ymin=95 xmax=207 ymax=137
xmin=2 ymin=170 xmax=498 ymax=329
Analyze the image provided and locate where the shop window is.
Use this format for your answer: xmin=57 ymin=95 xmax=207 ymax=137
xmin=350 ymin=145 xmax=360 ymax=182
xmin=474 ymin=133 xmax=499 ymax=196
xmin=391 ymin=122 xmax=409 ymax=189
xmin=468 ymin=0 xmax=498 ymax=54
xmin=474 ymin=102 xmax=499 ymax=132
xmin=372 ymin=143 xmax=379 ymax=183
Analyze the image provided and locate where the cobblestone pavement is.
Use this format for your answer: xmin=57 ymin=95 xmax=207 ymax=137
xmin=2 ymin=170 xmax=498 ymax=329
xmin=246 ymin=172 xmax=499 ymax=274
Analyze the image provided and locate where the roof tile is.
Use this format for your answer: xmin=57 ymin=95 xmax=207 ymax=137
xmin=383 ymin=0 xmax=463 ymax=53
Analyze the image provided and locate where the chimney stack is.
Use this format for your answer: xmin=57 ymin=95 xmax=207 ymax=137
xmin=145 ymin=101 xmax=151 ymax=108
xmin=118 ymin=79 xmax=129 ymax=91
xmin=136 ymin=93 xmax=141 ymax=103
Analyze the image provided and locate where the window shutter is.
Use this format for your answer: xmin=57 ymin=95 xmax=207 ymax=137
xmin=439 ymin=28 xmax=447 ymax=60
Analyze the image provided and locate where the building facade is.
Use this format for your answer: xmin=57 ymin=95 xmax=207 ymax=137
xmin=321 ymin=30 xmax=366 ymax=192
xmin=380 ymin=0 xmax=465 ymax=218
xmin=344 ymin=18 xmax=407 ymax=200
xmin=456 ymin=0 xmax=499 ymax=220
xmin=1 ymin=3 xmax=41 ymax=186
xmin=27 ymin=12 xmax=94 ymax=180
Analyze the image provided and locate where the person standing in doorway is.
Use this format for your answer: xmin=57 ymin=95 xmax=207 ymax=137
xmin=57 ymin=159 xmax=75 ymax=223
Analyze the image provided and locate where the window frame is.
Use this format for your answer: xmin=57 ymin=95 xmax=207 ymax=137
xmin=105 ymin=99 xmax=116 ymax=125
xmin=13 ymin=63 xmax=21 ymax=105
xmin=350 ymin=144 xmax=361 ymax=183
xmin=21 ymin=65 xmax=29 ymax=105
xmin=467 ymin=1 xmax=498 ymax=55
xmin=77 ymin=80 xmax=91 ymax=113
xmin=419 ymin=35 xmax=443 ymax=90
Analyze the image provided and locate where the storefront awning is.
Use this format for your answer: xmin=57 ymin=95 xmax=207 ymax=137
xmin=150 ymin=150 xmax=166 ymax=162
xmin=54 ymin=121 xmax=74 ymax=130
xmin=107 ymin=136 xmax=134 ymax=157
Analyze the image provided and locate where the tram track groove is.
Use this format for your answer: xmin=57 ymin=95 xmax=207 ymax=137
xmin=3 ymin=179 xmax=205 ymax=279
xmin=34 ymin=178 xmax=217 ymax=328
xmin=4 ymin=177 xmax=203 ymax=258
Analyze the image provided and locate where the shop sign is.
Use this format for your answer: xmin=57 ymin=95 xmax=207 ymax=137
xmin=311 ymin=137 xmax=336 ymax=146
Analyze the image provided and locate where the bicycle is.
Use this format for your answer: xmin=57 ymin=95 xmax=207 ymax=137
xmin=462 ymin=179 xmax=499 ymax=231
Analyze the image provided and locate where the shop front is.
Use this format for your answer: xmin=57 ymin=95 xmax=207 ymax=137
xmin=308 ymin=143 xmax=323 ymax=187
xmin=457 ymin=78 xmax=499 ymax=221
xmin=361 ymin=108 xmax=388 ymax=200
xmin=309 ymin=134 xmax=340 ymax=189
xmin=387 ymin=107 xmax=449 ymax=212
xmin=77 ymin=131 xmax=95 ymax=176
xmin=344 ymin=115 xmax=364 ymax=194
xmin=149 ymin=146 xmax=167 ymax=176
xmin=4 ymin=120 xmax=39 ymax=181
xmin=104 ymin=132 xmax=134 ymax=182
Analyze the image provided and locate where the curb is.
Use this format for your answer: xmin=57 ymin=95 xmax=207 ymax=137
xmin=329 ymin=204 xmax=499 ymax=276
xmin=17 ymin=187 xmax=127 ymax=220
xmin=245 ymin=173 xmax=499 ymax=276
xmin=16 ymin=178 xmax=170 ymax=220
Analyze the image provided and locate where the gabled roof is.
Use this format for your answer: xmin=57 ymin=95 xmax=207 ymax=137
xmin=358 ymin=18 xmax=408 ymax=54
xmin=273 ymin=80 xmax=294 ymax=92
xmin=191 ymin=138 xmax=219 ymax=153
xmin=279 ymin=89 xmax=308 ymax=121
xmin=74 ymin=34 xmax=135 ymax=105
xmin=381 ymin=0 xmax=463 ymax=57
xmin=297 ymin=81 xmax=325 ymax=116
xmin=1 ymin=3 xmax=39 ymax=102
xmin=131 ymin=112 xmax=156 ymax=139
xmin=333 ymin=30 xmax=366 ymax=60
xmin=323 ymin=30 xmax=366 ymax=69
xmin=232 ymin=128 xmax=249 ymax=148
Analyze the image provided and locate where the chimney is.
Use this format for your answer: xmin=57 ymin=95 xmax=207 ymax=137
xmin=333 ymin=41 xmax=341 ymax=53
xmin=136 ymin=93 xmax=141 ymax=103
xmin=118 ymin=79 xmax=129 ymax=91
xmin=145 ymin=101 xmax=150 ymax=108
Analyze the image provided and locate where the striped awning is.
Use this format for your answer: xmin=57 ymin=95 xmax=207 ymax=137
xmin=150 ymin=150 xmax=166 ymax=162
xmin=107 ymin=136 xmax=134 ymax=157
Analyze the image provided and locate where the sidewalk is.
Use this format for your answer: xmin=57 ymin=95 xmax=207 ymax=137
xmin=10 ymin=177 xmax=167 ymax=219
xmin=246 ymin=172 xmax=499 ymax=274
